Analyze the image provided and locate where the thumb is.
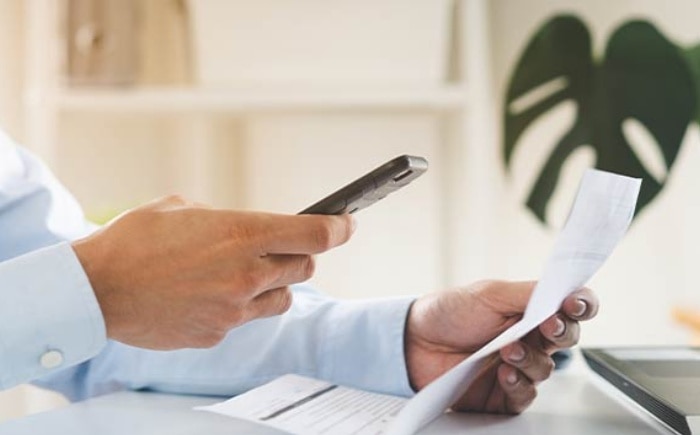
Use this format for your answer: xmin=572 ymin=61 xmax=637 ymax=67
xmin=473 ymin=280 xmax=536 ymax=316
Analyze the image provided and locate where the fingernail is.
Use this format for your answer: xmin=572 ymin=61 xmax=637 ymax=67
xmin=509 ymin=344 xmax=526 ymax=363
xmin=573 ymin=298 xmax=587 ymax=317
xmin=553 ymin=317 xmax=566 ymax=337
xmin=351 ymin=216 xmax=358 ymax=232
xmin=507 ymin=371 xmax=518 ymax=385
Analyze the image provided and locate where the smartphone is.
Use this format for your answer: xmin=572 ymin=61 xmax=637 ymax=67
xmin=298 ymin=155 xmax=428 ymax=215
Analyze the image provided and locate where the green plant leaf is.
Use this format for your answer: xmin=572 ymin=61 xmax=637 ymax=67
xmin=683 ymin=43 xmax=700 ymax=124
xmin=504 ymin=15 xmax=696 ymax=224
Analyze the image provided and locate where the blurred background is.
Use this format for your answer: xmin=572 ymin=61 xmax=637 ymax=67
xmin=2 ymin=0 xmax=700 ymax=422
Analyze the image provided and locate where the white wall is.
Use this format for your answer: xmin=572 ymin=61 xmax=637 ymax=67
xmin=0 ymin=0 xmax=24 ymax=139
xmin=488 ymin=0 xmax=700 ymax=346
xmin=241 ymin=113 xmax=445 ymax=298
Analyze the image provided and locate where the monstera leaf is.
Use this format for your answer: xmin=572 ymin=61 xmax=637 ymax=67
xmin=504 ymin=15 xmax=696 ymax=224
xmin=684 ymin=43 xmax=700 ymax=124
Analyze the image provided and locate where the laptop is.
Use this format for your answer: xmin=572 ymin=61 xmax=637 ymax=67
xmin=582 ymin=347 xmax=700 ymax=435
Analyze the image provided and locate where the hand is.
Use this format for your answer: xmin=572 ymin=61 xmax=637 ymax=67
xmin=404 ymin=280 xmax=599 ymax=414
xmin=72 ymin=195 xmax=355 ymax=350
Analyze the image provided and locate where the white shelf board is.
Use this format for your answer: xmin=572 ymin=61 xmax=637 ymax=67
xmin=55 ymin=85 xmax=470 ymax=113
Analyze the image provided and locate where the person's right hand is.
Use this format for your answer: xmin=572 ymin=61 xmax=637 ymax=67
xmin=71 ymin=195 xmax=355 ymax=350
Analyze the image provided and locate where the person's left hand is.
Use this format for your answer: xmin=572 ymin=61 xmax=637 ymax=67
xmin=404 ymin=280 xmax=599 ymax=414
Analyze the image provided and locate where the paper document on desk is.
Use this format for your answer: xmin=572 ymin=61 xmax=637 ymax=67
xmin=196 ymin=374 xmax=407 ymax=434
xmin=197 ymin=169 xmax=641 ymax=435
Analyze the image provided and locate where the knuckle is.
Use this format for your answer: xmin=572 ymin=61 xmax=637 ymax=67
xmin=195 ymin=331 xmax=226 ymax=348
xmin=509 ymin=404 xmax=526 ymax=415
xmin=533 ymin=358 xmax=556 ymax=382
xmin=210 ymin=297 xmax=246 ymax=329
xmin=340 ymin=215 xmax=354 ymax=243
xmin=240 ymin=270 xmax=266 ymax=292
xmin=569 ymin=333 xmax=580 ymax=347
xmin=517 ymin=388 xmax=538 ymax=414
xmin=275 ymin=287 xmax=293 ymax=314
xmin=229 ymin=222 xmax=263 ymax=253
xmin=546 ymin=358 xmax=556 ymax=377
xmin=163 ymin=194 xmax=188 ymax=205
xmin=312 ymin=223 xmax=335 ymax=251
xmin=222 ymin=309 xmax=246 ymax=328
xmin=301 ymin=256 xmax=316 ymax=281
xmin=564 ymin=322 xmax=580 ymax=345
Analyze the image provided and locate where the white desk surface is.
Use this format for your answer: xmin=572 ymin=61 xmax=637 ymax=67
xmin=0 ymin=355 xmax=676 ymax=435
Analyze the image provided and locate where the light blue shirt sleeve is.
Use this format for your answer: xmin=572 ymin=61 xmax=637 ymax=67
xmin=0 ymin=133 xmax=106 ymax=390
xmin=1 ymin=132 xmax=416 ymax=399
xmin=35 ymin=286 xmax=416 ymax=401
xmin=0 ymin=243 xmax=106 ymax=389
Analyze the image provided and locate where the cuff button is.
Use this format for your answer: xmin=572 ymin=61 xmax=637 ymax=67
xmin=40 ymin=350 xmax=64 ymax=369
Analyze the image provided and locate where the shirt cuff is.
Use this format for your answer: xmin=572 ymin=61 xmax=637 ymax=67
xmin=0 ymin=242 xmax=106 ymax=389
xmin=319 ymin=296 xmax=416 ymax=398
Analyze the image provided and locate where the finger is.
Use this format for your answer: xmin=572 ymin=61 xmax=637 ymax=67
xmin=238 ymin=213 xmax=356 ymax=255
xmin=498 ymin=364 xmax=537 ymax=414
xmin=234 ymin=255 xmax=314 ymax=298
xmin=472 ymin=280 xmax=536 ymax=316
xmin=560 ymin=287 xmax=599 ymax=321
xmin=247 ymin=286 xmax=294 ymax=320
xmin=211 ymin=286 xmax=293 ymax=333
xmin=538 ymin=314 xmax=581 ymax=349
xmin=450 ymin=356 xmax=502 ymax=412
xmin=522 ymin=288 xmax=595 ymax=354
xmin=500 ymin=341 xmax=555 ymax=384
xmin=523 ymin=314 xmax=580 ymax=354
xmin=263 ymin=254 xmax=316 ymax=289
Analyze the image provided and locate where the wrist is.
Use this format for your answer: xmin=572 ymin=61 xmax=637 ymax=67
xmin=404 ymin=298 xmax=433 ymax=391
xmin=71 ymin=234 xmax=120 ymax=340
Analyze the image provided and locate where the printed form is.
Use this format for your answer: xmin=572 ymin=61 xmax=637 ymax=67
xmin=197 ymin=169 xmax=642 ymax=435
xmin=197 ymin=374 xmax=407 ymax=434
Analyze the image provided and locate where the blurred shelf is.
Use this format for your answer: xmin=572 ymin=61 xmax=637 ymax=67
xmin=55 ymin=85 xmax=470 ymax=113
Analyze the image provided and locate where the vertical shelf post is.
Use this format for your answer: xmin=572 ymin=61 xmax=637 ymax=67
xmin=24 ymin=0 xmax=60 ymax=167
xmin=442 ymin=0 xmax=496 ymax=286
